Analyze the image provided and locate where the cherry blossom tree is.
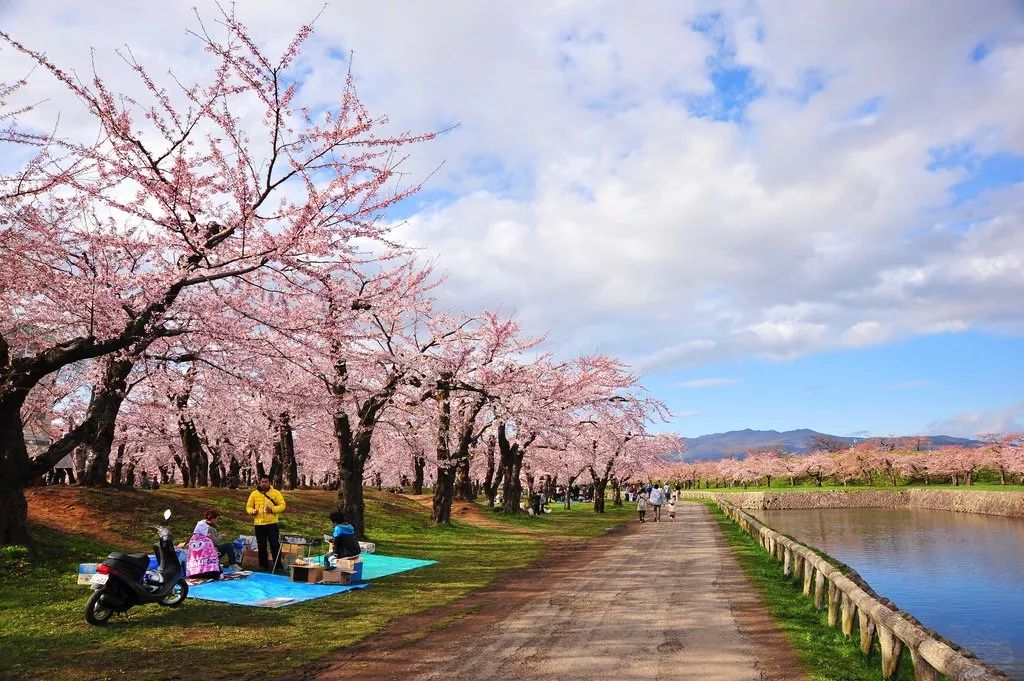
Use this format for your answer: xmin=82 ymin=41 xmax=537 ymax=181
xmin=0 ymin=8 xmax=433 ymax=544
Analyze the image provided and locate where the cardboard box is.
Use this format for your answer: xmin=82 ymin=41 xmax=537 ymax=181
xmin=280 ymin=552 xmax=302 ymax=568
xmin=241 ymin=547 xmax=303 ymax=571
xmin=334 ymin=556 xmax=363 ymax=572
xmin=289 ymin=564 xmax=324 ymax=583
xmin=321 ymin=561 xmax=363 ymax=584
xmin=241 ymin=549 xmax=261 ymax=570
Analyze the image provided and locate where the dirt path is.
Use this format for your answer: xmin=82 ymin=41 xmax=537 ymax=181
xmin=308 ymin=502 xmax=805 ymax=681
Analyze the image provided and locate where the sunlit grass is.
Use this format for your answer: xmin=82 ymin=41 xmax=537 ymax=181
xmin=0 ymin=487 xmax=630 ymax=680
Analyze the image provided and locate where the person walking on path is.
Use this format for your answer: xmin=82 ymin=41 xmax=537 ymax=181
xmin=246 ymin=475 xmax=286 ymax=572
xmin=636 ymin=491 xmax=648 ymax=522
xmin=649 ymin=485 xmax=664 ymax=522
xmin=667 ymin=500 xmax=676 ymax=522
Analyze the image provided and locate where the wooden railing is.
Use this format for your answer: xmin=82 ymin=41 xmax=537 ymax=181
xmin=713 ymin=498 xmax=1010 ymax=681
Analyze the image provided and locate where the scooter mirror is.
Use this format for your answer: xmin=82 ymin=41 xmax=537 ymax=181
xmin=164 ymin=509 xmax=172 ymax=521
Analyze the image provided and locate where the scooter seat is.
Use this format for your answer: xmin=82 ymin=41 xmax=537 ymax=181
xmin=108 ymin=552 xmax=150 ymax=570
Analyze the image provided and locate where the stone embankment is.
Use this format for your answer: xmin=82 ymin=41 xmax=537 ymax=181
xmin=684 ymin=488 xmax=1024 ymax=517
xmin=716 ymin=499 xmax=1012 ymax=681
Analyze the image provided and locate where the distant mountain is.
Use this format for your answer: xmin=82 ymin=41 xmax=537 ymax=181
xmin=672 ymin=429 xmax=981 ymax=462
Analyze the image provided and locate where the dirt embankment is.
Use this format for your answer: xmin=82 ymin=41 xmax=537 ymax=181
xmin=685 ymin=488 xmax=1024 ymax=517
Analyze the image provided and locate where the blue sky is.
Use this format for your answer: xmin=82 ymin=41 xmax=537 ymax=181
xmin=3 ymin=0 xmax=1022 ymax=439
xmin=647 ymin=332 xmax=1022 ymax=438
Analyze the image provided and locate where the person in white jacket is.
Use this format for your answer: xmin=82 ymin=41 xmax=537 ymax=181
xmin=649 ymin=486 xmax=664 ymax=522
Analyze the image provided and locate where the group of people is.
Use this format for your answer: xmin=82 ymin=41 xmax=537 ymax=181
xmin=184 ymin=474 xmax=360 ymax=579
xmin=635 ymin=483 xmax=678 ymax=523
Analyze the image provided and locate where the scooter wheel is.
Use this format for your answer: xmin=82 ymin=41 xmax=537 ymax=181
xmin=85 ymin=590 xmax=114 ymax=626
xmin=159 ymin=579 xmax=188 ymax=607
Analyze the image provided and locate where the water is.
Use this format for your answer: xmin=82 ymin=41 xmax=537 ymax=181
xmin=752 ymin=508 xmax=1024 ymax=679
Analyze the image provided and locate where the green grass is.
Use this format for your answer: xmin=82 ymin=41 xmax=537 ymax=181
xmin=478 ymin=500 xmax=635 ymax=539
xmin=0 ymin=487 xmax=630 ymax=681
xmin=704 ymin=501 xmax=918 ymax=681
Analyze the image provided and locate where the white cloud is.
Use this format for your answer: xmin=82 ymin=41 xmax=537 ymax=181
xmin=2 ymin=0 xmax=1023 ymax=370
xmin=678 ymin=377 xmax=741 ymax=388
xmin=926 ymin=403 xmax=1024 ymax=438
xmin=841 ymin=321 xmax=888 ymax=348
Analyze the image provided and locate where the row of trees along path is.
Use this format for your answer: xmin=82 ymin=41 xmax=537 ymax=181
xmin=0 ymin=10 xmax=680 ymax=546
xmin=669 ymin=434 xmax=1024 ymax=489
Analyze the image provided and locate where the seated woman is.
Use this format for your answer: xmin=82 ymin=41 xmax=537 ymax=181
xmin=186 ymin=527 xmax=222 ymax=580
xmin=326 ymin=510 xmax=361 ymax=566
xmin=193 ymin=510 xmax=241 ymax=571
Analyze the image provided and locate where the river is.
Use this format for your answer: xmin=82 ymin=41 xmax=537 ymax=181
xmin=752 ymin=507 xmax=1024 ymax=679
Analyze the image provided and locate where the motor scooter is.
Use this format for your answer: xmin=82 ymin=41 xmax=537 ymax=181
xmin=85 ymin=509 xmax=188 ymax=626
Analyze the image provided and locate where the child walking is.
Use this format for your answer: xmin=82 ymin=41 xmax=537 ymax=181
xmin=636 ymin=492 xmax=648 ymax=523
xmin=667 ymin=501 xmax=676 ymax=522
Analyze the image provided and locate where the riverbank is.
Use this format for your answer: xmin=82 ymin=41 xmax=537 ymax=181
xmin=683 ymin=488 xmax=1024 ymax=517
xmin=712 ymin=499 xmax=1013 ymax=680
xmin=704 ymin=502 xmax=917 ymax=681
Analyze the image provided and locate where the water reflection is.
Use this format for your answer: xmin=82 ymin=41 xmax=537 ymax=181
xmin=753 ymin=508 xmax=1024 ymax=679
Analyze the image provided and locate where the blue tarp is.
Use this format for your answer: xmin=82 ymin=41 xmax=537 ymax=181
xmin=190 ymin=553 xmax=436 ymax=608
xmin=345 ymin=553 xmax=437 ymax=580
xmin=190 ymin=571 xmax=368 ymax=607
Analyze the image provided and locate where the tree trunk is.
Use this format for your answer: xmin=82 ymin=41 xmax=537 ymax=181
xmin=432 ymin=465 xmax=455 ymax=523
xmin=431 ymin=379 xmax=455 ymax=524
xmin=80 ymin=356 xmax=135 ymax=486
xmin=588 ymin=457 xmax=615 ymax=514
xmin=593 ymin=478 xmax=608 ymax=513
xmin=331 ymin=360 xmax=401 ymax=539
xmin=611 ymin=475 xmax=623 ymax=507
xmin=336 ymin=426 xmax=369 ymax=539
xmin=0 ymin=400 xmax=32 ymax=546
xmin=268 ymin=452 xmax=283 ymax=489
xmin=481 ymin=436 xmax=501 ymax=508
xmin=124 ymin=457 xmax=139 ymax=488
xmin=498 ymin=422 xmax=525 ymax=514
xmin=454 ymin=456 xmax=475 ymax=501
xmin=208 ymin=438 xmax=224 ymax=488
xmin=413 ymin=455 xmax=425 ymax=495
xmin=177 ymin=414 xmax=208 ymax=487
xmin=275 ymin=412 xmax=298 ymax=490
xmin=111 ymin=442 xmax=126 ymax=487
xmin=173 ymin=446 xmax=191 ymax=487
xmin=564 ymin=472 xmax=583 ymax=510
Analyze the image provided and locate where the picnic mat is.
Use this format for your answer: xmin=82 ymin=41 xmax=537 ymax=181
xmin=190 ymin=554 xmax=435 ymax=608
xmin=185 ymin=570 xmax=252 ymax=587
xmin=189 ymin=571 xmax=369 ymax=607
xmin=350 ymin=553 xmax=436 ymax=580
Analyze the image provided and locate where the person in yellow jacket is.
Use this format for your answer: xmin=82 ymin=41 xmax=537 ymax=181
xmin=246 ymin=475 xmax=287 ymax=572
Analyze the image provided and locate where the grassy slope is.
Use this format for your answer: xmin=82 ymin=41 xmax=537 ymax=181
xmin=704 ymin=501 xmax=917 ymax=681
xmin=0 ymin=487 xmax=631 ymax=681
